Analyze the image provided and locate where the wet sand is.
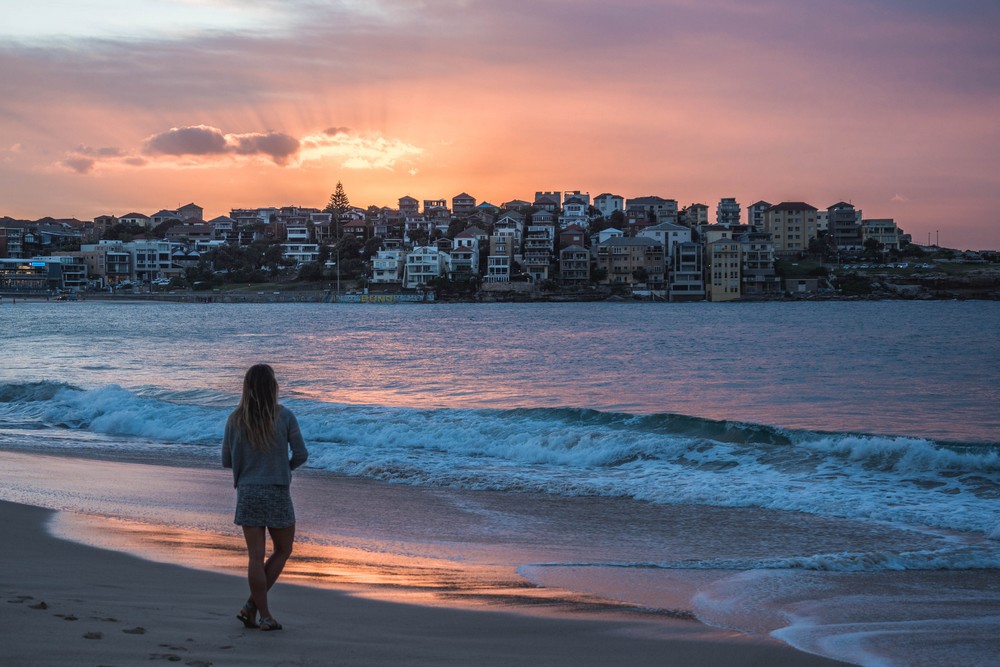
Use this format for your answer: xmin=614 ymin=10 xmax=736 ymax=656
xmin=0 ymin=500 xmax=852 ymax=666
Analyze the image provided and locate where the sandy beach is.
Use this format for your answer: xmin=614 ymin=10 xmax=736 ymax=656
xmin=0 ymin=500 xmax=853 ymax=666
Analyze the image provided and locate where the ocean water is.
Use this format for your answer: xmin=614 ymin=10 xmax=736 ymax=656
xmin=1 ymin=300 xmax=998 ymax=666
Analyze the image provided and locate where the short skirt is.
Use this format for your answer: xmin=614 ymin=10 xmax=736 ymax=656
xmin=234 ymin=484 xmax=296 ymax=528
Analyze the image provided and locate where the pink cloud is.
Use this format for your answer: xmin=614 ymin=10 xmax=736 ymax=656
xmin=61 ymin=155 xmax=96 ymax=174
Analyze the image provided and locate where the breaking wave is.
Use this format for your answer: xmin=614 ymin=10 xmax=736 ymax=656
xmin=1 ymin=381 xmax=998 ymax=546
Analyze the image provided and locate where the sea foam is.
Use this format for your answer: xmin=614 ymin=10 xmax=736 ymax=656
xmin=2 ymin=382 xmax=998 ymax=550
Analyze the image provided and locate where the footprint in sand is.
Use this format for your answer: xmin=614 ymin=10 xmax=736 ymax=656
xmin=83 ymin=631 xmax=103 ymax=640
xmin=123 ymin=626 xmax=147 ymax=634
xmin=29 ymin=601 xmax=48 ymax=609
xmin=158 ymin=643 xmax=189 ymax=651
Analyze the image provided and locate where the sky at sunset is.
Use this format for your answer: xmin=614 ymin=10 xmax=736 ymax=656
xmin=1 ymin=0 xmax=998 ymax=249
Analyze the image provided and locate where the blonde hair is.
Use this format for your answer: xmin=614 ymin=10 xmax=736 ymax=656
xmin=232 ymin=364 xmax=278 ymax=451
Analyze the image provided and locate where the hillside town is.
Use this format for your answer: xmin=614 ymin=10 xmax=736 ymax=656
xmin=1 ymin=187 xmax=997 ymax=301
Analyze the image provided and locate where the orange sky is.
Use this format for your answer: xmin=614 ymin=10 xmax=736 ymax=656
xmin=1 ymin=0 xmax=998 ymax=249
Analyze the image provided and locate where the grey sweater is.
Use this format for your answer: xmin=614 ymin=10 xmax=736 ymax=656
xmin=222 ymin=405 xmax=308 ymax=488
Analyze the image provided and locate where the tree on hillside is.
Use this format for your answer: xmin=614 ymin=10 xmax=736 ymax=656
xmin=102 ymin=223 xmax=136 ymax=242
xmin=324 ymin=181 xmax=351 ymax=219
xmin=149 ymin=219 xmax=178 ymax=239
xmin=863 ymin=237 xmax=883 ymax=259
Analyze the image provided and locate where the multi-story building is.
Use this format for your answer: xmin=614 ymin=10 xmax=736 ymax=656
xmin=119 ymin=212 xmax=150 ymax=228
xmin=684 ymin=203 xmax=709 ymax=229
xmin=149 ymin=209 xmax=182 ymax=226
xmin=716 ymin=198 xmax=741 ymax=226
xmin=560 ymin=195 xmax=589 ymax=229
xmin=0 ymin=225 xmax=24 ymax=258
xmin=398 ymin=196 xmax=420 ymax=220
xmin=165 ymin=223 xmax=215 ymax=244
xmin=494 ymin=211 xmax=526 ymax=250
xmin=281 ymin=243 xmax=320 ymax=265
xmin=501 ymin=199 xmax=531 ymax=211
xmin=746 ymin=200 xmax=772 ymax=232
xmin=0 ymin=256 xmax=87 ymax=292
xmin=342 ymin=219 xmax=369 ymax=240
xmin=637 ymin=221 xmax=691 ymax=269
xmin=861 ymin=219 xmax=902 ymax=251
xmin=668 ymin=242 xmax=705 ymax=302
xmin=523 ymin=222 xmax=556 ymax=281
xmin=531 ymin=209 xmax=555 ymax=226
xmin=370 ymin=248 xmax=404 ymax=284
xmin=176 ymin=203 xmax=204 ymax=221
xmin=624 ymin=207 xmax=654 ymax=235
xmin=596 ymin=227 xmax=624 ymax=245
xmin=815 ymin=210 xmax=829 ymax=234
xmin=702 ymin=224 xmax=734 ymax=245
xmin=737 ymin=232 xmax=780 ymax=295
xmin=559 ymin=245 xmax=590 ymax=285
xmin=403 ymin=218 xmax=435 ymax=244
xmin=73 ymin=241 xmax=133 ymax=286
xmin=763 ymin=202 xmax=818 ymax=256
xmin=485 ymin=232 xmax=517 ymax=283
xmin=706 ymin=239 xmax=741 ymax=302
xmin=451 ymin=193 xmax=476 ymax=218
xmin=595 ymin=237 xmax=665 ymax=289
xmin=594 ymin=193 xmax=624 ymax=219
xmin=208 ymin=216 xmax=236 ymax=240
xmin=404 ymin=246 xmax=451 ymax=289
xmin=560 ymin=224 xmax=587 ymax=249
xmin=828 ymin=202 xmax=863 ymax=253
xmin=534 ymin=191 xmax=561 ymax=212
xmin=130 ymin=240 xmax=178 ymax=282
xmin=450 ymin=229 xmax=482 ymax=279
xmin=626 ymin=196 xmax=678 ymax=224
xmin=423 ymin=199 xmax=450 ymax=223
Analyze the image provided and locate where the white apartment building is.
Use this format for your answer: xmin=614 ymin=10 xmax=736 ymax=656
xmin=861 ymin=219 xmax=902 ymax=250
xmin=594 ymin=193 xmax=624 ymax=219
xmin=281 ymin=243 xmax=320 ymax=265
xmin=371 ymin=248 xmax=404 ymax=284
xmin=404 ymin=246 xmax=451 ymax=289
xmin=451 ymin=230 xmax=482 ymax=278
xmin=638 ymin=221 xmax=692 ymax=262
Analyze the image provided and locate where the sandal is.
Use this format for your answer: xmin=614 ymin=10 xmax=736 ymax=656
xmin=237 ymin=601 xmax=258 ymax=629
xmin=259 ymin=616 xmax=282 ymax=632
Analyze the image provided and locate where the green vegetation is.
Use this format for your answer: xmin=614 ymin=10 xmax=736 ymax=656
xmin=836 ymin=274 xmax=874 ymax=296
xmin=775 ymin=259 xmax=828 ymax=279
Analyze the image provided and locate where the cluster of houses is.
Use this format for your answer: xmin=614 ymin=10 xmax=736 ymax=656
xmin=0 ymin=192 xmax=909 ymax=300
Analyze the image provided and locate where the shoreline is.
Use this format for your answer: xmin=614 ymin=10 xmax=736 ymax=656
xmin=0 ymin=499 xmax=852 ymax=666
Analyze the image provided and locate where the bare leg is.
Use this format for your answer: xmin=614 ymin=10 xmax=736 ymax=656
xmin=242 ymin=526 xmax=272 ymax=622
xmin=264 ymin=524 xmax=295 ymax=592
xmin=242 ymin=524 xmax=295 ymax=627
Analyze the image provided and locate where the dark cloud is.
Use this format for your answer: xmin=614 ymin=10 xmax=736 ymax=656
xmin=231 ymin=131 xmax=300 ymax=164
xmin=62 ymin=156 xmax=95 ymax=174
xmin=143 ymin=125 xmax=229 ymax=156
xmin=325 ymin=126 xmax=351 ymax=136
xmin=141 ymin=125 xmax=300 ymax=164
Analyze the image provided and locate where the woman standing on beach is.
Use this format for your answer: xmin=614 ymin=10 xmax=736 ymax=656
xmin=222 ymin=364 xmax=308 ymax=632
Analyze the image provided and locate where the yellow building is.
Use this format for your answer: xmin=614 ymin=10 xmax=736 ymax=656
xmin=706 ymin=239 xmax=742 ymax=302
xmin=763 ymin=202 xmax=818 ymax=256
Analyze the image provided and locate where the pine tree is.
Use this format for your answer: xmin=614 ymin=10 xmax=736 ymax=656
xmin=325 ymin=181 xmax=351 ymax=218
